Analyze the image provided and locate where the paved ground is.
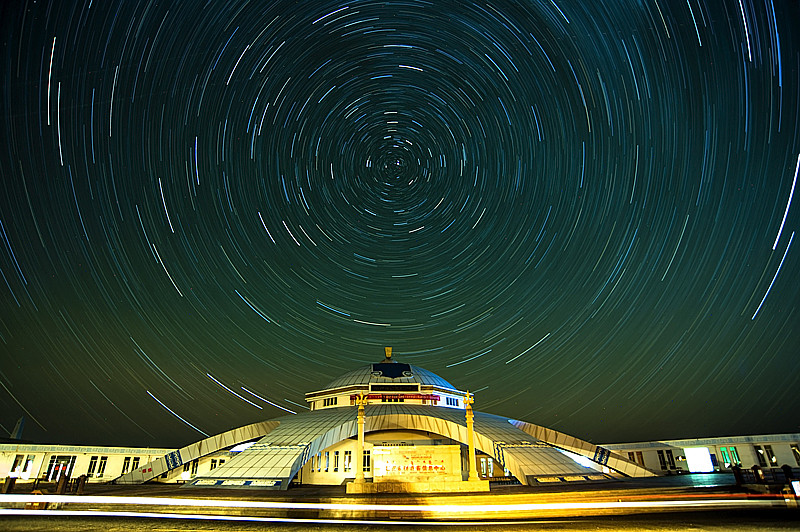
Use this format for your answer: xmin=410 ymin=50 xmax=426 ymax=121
xmin=0 ymin=510 xmax=799 ymax=531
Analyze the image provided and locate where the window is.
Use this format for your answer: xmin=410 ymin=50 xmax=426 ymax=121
xmin=23 ymin=455 xmax=34 ymax=473
xmin=344 ymin=451 xmax=352 ymax=472
xmin=219 ymin=459 xmax=225 ymax=466
xmin=46 ymin=456 xmax=76 ymax=481
xmin=190 ymin=459 xmax=198 ymax=476
xmin=131 ymin=457 xmax=140 ymax=470
xmin=381 ymin=395 xmax=404 ymax=402
xmin=334 ymin=451 xmax=339 ymax=472
xmin=635 ymin=451 xmax=645 ymax=467
xmin=791 ymin=445 xmax=800 ymax=466
xmin=317 ymin=452 xmax=322 ymax=472
xmin=97 ymin=456 xmax=108 ymax=478
xmin=210 ymin=459 xmax=218 ymax=470
xmin=88 ymin=456 xmax=98 ymax=477
xmin=310 ymin=454 xmax=315 ymax=471
xmin=729 ymin=446 xmax=741 ymax=465
xmin=363 ymin=450 xmax=370 ymax=472
xmin=323 ymin=397 xmax=338 ymax=407
xmin=754 ymin=445 xmax=768 ymax=467
xmin=665 ymin=450 xmax=676 ymax=469
xmin=121 ymin=457 xmax=131 ymax=475
xmin=720 ymin=447 xmax=731 ymax=466
xmin=628 ymin=452 xmax=635 ymax=462
xmin=656 ymin=450 xmax=667 ymax=470
xmin=480 ymin=457 xmax=487 ymax=476
xmin=325 ymin=452 xmax=329 ymax=472
xmin=183 ymin=463 xmax=191 ymax=473
xmin=487 ymin=459 xmax=494 ymax=477
xmin=764 ymin=445 xmax=778 ymax=466
xmin=11 ymin=455 xmax=24 ymax=475
xmin=446 ymin=397 xmax=460 ymax=407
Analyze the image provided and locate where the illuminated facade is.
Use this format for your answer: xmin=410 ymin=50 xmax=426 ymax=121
xmin=175 ymin=348 xmax=653 ymax=490
xmin=3 ymin=349 xmax=797 ymax=491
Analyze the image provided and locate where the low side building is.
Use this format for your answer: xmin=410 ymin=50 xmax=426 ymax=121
xmin=603 ymin=434 xmax=800 ymax=474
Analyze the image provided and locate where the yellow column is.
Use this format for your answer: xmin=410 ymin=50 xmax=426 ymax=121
xmin=355 ymin=393 xmax=367 ymax=483
xmin=465 ymin=392 xmax=479 ymax=481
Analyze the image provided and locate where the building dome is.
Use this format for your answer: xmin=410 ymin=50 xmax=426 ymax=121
xmin=320 ymin=362 xmax=458 ymax=391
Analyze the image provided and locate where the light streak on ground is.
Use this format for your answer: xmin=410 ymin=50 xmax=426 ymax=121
xmin=0 ymin=494 xmax=782 ymax=514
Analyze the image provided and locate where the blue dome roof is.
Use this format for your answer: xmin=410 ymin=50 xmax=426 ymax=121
xmin=320 ymin=362 xmax=458 ymax=391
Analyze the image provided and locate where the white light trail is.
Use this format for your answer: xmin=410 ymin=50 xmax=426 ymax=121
xmin=206 ymin=373 xmax=262 ymax=409
xmin=752 ymin=231 xmax=794 ymax=319
xmin=506 ymin=332 xmax=551 ymax=364
xmin=772 ymin=153 xmax=798 ymax=250
xmin=241 ymin=386 xmax=297 ymax=414
xmin=146 ymin=391 xmax=208 ymax=436
xmin=47 ymin=37 xmax=55 ymax=125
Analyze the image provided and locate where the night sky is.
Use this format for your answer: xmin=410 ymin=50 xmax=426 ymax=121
xmin=1 ymin=0 xmax=799 ymax=449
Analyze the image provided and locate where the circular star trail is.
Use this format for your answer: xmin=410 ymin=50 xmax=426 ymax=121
xmin=1 ymin=0 xmax=799 ymax=447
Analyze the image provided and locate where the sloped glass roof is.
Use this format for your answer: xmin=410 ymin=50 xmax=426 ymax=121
xmin=318 ymin=362 xmax=458 ymax=391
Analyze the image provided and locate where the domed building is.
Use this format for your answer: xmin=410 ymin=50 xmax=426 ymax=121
xmin=113 ymin=348 xmax=654 ymax=492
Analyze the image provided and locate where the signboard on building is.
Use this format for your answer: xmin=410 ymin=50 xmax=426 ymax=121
xmin=349 ymin=394 xmax=440 ymax=401
xmin=371 ymin=445 xmax=462 ymax=483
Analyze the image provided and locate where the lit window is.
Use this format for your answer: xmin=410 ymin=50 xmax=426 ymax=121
xmin=11 ymin=455 xmax=24 ymax=474
xmin=729 ymin=446 xmax=741 ymax=464
xmin=344 ymin=451 xmax=352 ymax=472
xmin=23 ymin=455 xmax=34 ymax=474
xmin=720 ymin=447 xmax=731 ymax=466
xmin=764 ymin=445 xmax=778 ymax=465
xmin=791 ymin=445 xmax=800 ymax=466
xmin=754 ymin=445 xmax=768 ymax=467
xmin=325 ymin=452 xmax=329 ymax=472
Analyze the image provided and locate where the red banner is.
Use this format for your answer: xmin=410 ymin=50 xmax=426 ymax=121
xmin=349 ymin=393 xmax=440 ymax=401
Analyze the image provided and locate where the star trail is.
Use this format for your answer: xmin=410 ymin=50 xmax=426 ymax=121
xmin=0 ymin=0 xmax=798 ymax=448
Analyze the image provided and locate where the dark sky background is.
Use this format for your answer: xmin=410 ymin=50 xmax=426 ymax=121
xmin=1 ymin=0 xmax=798 ymax=449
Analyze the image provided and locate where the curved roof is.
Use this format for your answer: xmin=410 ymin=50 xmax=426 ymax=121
xmin=320 ymin=362 xmax=458 ymax=391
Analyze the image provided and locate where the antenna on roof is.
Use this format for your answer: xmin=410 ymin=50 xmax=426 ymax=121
xmin=384 ymin=346 xmax=393 ymax=362
xmin=10 ymin=417 xmax=25 ymax=440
